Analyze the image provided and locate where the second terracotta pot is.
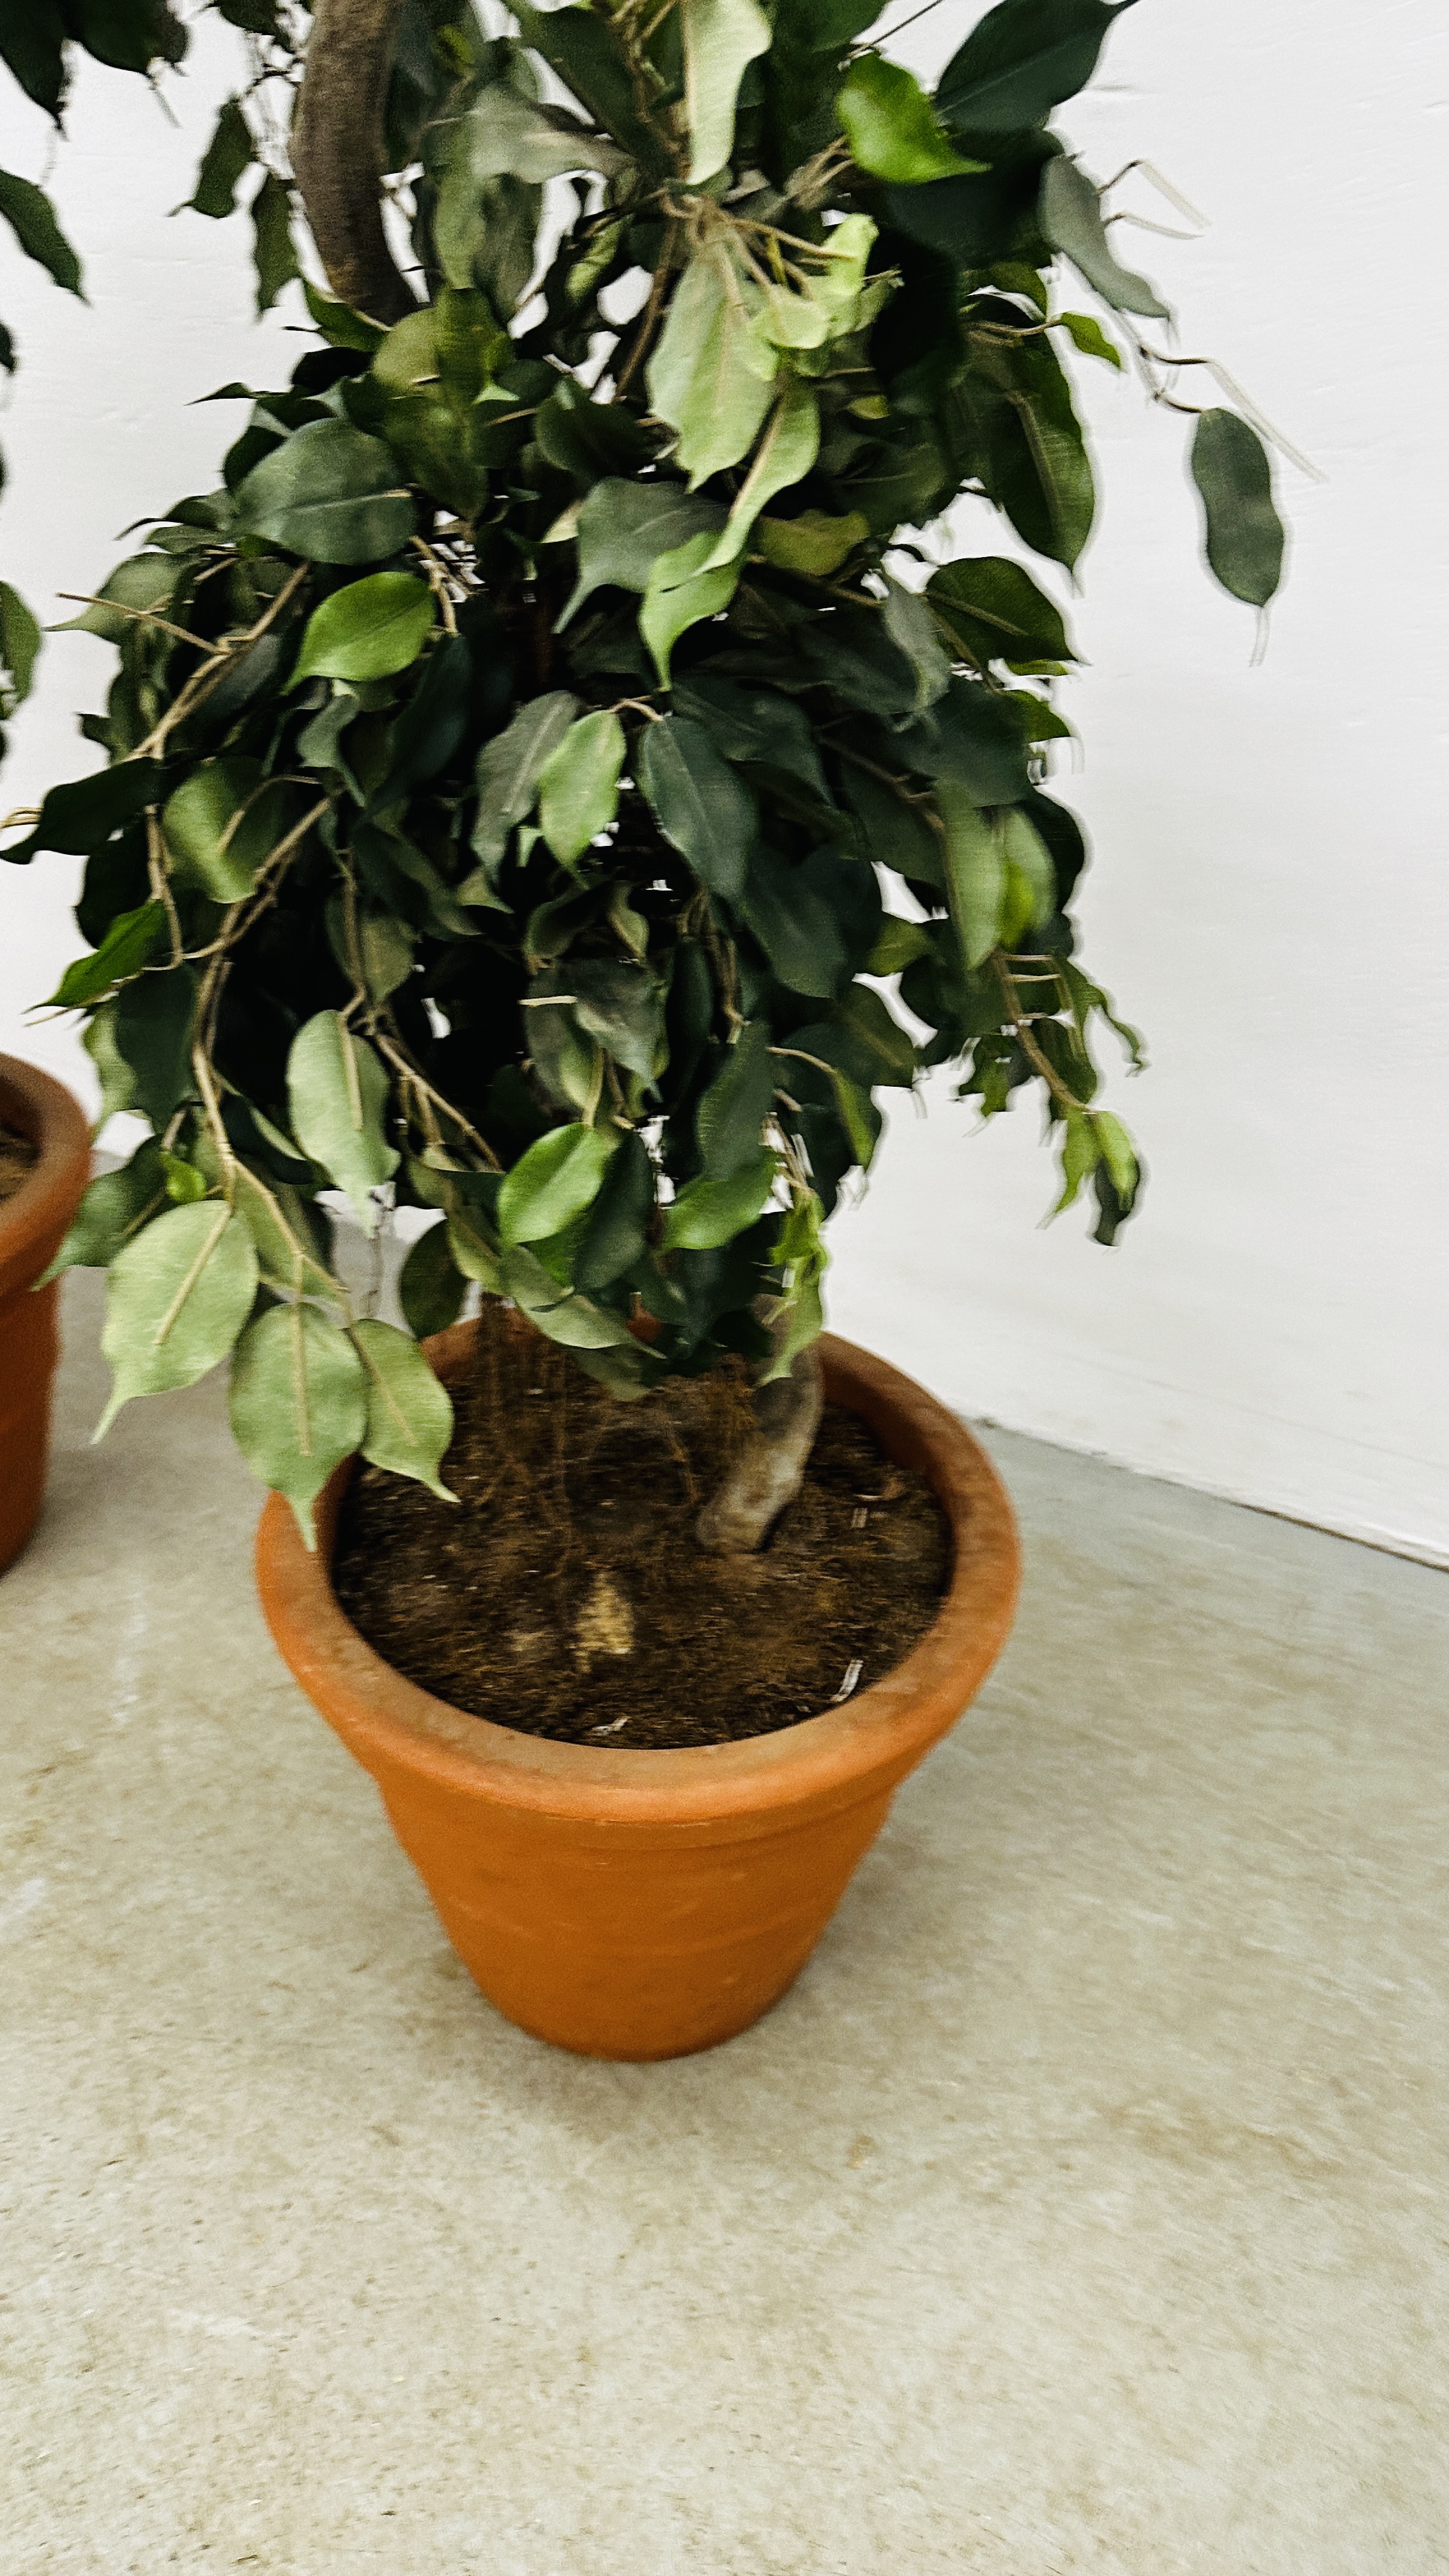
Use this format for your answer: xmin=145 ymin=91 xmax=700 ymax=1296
xmin=256 ymin=1323 xmax=1020 ymax=2061
xmin=0 ymin=1054 xmax=91 ymax=1575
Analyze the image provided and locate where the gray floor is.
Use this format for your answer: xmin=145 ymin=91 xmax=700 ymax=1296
xmin=3 ymin=1273 xmax=1447 ymax=2575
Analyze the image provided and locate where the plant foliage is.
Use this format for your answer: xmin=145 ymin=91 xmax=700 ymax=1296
xmin=8 ymin=0 xmax=1289 ymax=1530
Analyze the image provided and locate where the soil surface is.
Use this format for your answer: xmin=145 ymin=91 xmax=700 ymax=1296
xmin=0 ymin=1116 xmax=38 ymax=1209
xmin=334 ymin=1305 xmax=951 ymax=1749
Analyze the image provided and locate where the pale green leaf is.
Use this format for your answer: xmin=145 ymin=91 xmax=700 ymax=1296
xmin=662 ymin=1146 xmax=778 ymax=1250
xmin=469 ymin=689 xmax=581 ymax=879
xmin=938 ymin=784 xmax=1004 ymax=970
xmin=756 ymin=510 xmax=868 ymax=576
xmin=229 ymin=1303 xmax=368 ymax=1543
xmin=351 ymin=1318 xmax=456 ymax=1503
xmin=704 ymin=377 xmax=822 ymax=571
xmin=286 ymin=1012 xmax=399 ymax=1232
xmin=1190 ymin=410 xmax=1285 ymax=608
xmin=96 ymin=1204 xmax=259 ymax=1437
xmin=537 ymin=709 xmax=625 ymax=870
xmin=1039 ymin=155 xmax=1169 ymax=321
xmin=680 ymin=0 xmax=771 ymax=184
xmin=640 ymin=533 xmax=742 ymax=686
xmin=647 ymin=252 xmax=777 ymax=487
xmin=162 ymin=760 xmax=293 ymax=903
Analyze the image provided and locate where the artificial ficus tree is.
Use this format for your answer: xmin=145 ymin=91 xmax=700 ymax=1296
xmin=5 ymin=0 xmax=1289 ymax=1547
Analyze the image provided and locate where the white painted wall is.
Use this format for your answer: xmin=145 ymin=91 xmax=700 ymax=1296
xmin=2 ymin=4 xmax=1446 ymax=1563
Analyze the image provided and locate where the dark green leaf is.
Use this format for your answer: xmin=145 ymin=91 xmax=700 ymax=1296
xmin=229 ymin=1303 xmax=368 ymax=1543
xmin=926 ymin=555 xmax=1074 ymax=669
xmin=38 ymin=1139 xmax=169 ymax=1284
xmin=573 ymin=1128 xmax=656 ymax=1292
xmin=663 ymin=1144 xmax=778 ymax=1250
xmin=557 ymin=477 xmax=726 ymax=628
xmin=1190 ymin=410 xmax=1285 ymax=608
xmin=250 ymin=171 xmax=300 ymax=316
xmin=234 ymin=420 xmax=416 ymax=565
xmin=49 ymin=901 xmax=167 ymax=1008
xmin=638 ymin=716 xmax=756 ymax=905
xmin=96 ymin=1204 xmax=259 ymax=1438
xmin=0 ymin=6 xmax=68 ymax=119
xmin=399 ymin=1219 xmax=467 ymax=1338
xmin=0 ymin=169 xmax=82 ymax=296
xmin=0 ymin=581 xmax=41 ymax=712
xmin=937 ymin=0 xmax=1137 ymax=134
xmin=696 ymin=1020 xmax=775 ymax=1177
xmin=112 ymin=968 xmax=198 ymax=1126
xmin=1039 ymin=155 xmax=1167 ymax=320
xmin=351 ymin=1319 xmax=456 ymax=1501
xmin=183 ymin=100 xmax=254 ymax=220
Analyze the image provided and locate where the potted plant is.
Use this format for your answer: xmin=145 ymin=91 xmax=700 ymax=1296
xmin=5 ymin=0 xmax=1287 ymax=2056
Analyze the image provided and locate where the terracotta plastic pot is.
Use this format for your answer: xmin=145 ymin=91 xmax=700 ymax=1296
xmin=256 ymin=1322 xmax=1020 ymax=2061
xmin=0 ymin=1054 xmax=91 ymax=1574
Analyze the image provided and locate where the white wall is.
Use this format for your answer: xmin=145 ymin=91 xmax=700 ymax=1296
xmin=2 ymin=4 xmax=1446 ymax=1563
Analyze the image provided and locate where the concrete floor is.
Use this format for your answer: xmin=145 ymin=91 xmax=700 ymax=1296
xmin=3 ymin=1274 xmax=1447 ymax=2575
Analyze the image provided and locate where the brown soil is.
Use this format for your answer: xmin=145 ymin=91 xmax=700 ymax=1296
xmin=334 ymin=1305 xmax=951 ymax=1749
xmin=0 ymin=1116 xmax=38 ymax=1209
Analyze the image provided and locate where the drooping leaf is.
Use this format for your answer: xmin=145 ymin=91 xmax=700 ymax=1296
xmin=286 ymin=1012 xmax=400 ymax=1231
xmin=500 ymin=1240 xmax=644 ymax=1356
xmin=229 ymin=1303 xmax=368 ymax=1543
xmin=936 ymin=0 xmax=1137 ymax=134
xmin=926 ymin=555 xmax=1074 ymax=670
xmin=663 ymin=1146 xmax=778 ymax=1250
xmin=0 ymin=581 xmax=42 ymax=711
xmin=112 ymin=967 xmax=198 ymax=1127
xmin=558 ymin=478 xmax=726 ymax=627
xmin=938 ymin=785 xmax=1004 ymax=970
xmin=640 ymin=533 xmax=742 ymax=686
xmin=399 ymin=1219 xmax=467 ymax=1338
xmin=647 ymin=253 xmax=778 ymax=488
xmin=705 ymin=377 xmax=822 ymax=569
xmin=96 ymin=1203 xmax=259 ymax=1437
xmin=638 ymin=716 xmax=756 ymax=905
xmin=838 ymin=55 xmax=986 ymax=185
xmin=1055 ymin=309 xmax=1123 ymax=368
xmin=162 ymin=760 xmax=294 ymax=903
xmin=999 ymin=804 xmax=1057 ymax=942
xmin=0 ymin=170 xmax=82 ymax=295
xmin=183 ymin=99 xmax=254 ymax=220
xmin=443 ymin=80 xmax=627 ymax=188
xmin=680 ymin=0 xmax=772 ymax=183
xmin=880 ymin=578 xmax=953 ymax=713
xmin=468 ymin=689 xmax=580 ymax=879
xmin=351 ymin=1318 xmax=456 ymax=1502
xmin=38 ymin=1139 xmax=170 ymax=1284
xmin=537 ymin=709 xmax=625 ymax=870
xmin=573 ymin=1129 xmax=655 ymax=1292
xmin=1039 ymin=156 xmax=1168 ymax=321
xmin=1190 ymin=411 xmax=1285 ymax=608
xmin=289 ymin=572 xmax=435 ymax=687
xmin=51 ymin=551 xmax=179 ymax=645
xmin=250 ymin=171 xmax=300 ymax=316
xmin=695 ymin=1020 xmax=776 ymax=1177
xmin=49 ymin=901 xmax=168 ymax=1008
xmin=497 ymin=1121 xmax=613 ymax=1246
xmin=234 ymin=420 xmax=415 ymax=565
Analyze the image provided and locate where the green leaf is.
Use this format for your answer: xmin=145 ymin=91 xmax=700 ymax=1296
xmin=938 ymin=785 xmax=1004 ymax=970
xmin=234 ymin=420 xmax=415 ymax=565
xmin=573 ymin=1128 xmax=655 ymax=1292
xmin=37 ymin=1140 xmax=169 ymax=1285
xmin=638 ymin=715 xmax=756 ymax=905
xmin=1055 ymin=309 xmax=1123 ymax=368
xmin=838 ymin=55 xmax=986 ymax=185
xmin=509 ymin=2 xmax=668 ymax=176
xmin=1052 ymin=1107 xmax=1100 ymax=1213
xmin=1091 ymin=1108 xmax=1138 ymax=1199
xmin=1190 ymin=411 xmax=1285 ymax=608
xmin=232 ymin=1170 xmax=335 ymax=1294
xmin=881 ymin=578 xmax=952 ymax=714
xmin=647 ymin=252 xmax=778 ymax=488
xmin=828 ymin=985 xmax=919 ymax=1088
xmin=0 ymin=7 xmax=68 ymax=119
xmin=52 ymin=551 xmax=179 ymax=645
xmin=286 ymin=1012 xmax=399 ymax=1232
xmin=696 ymin=1020 xmax=775 ymax=1177
xmin=499 ymin=1241 xmax=643 ymax=1356
xmin=680 ymin=0 xmax=772 ymax=183
xmin=498 ymin=1121 xmax=613 ymax=1246
xmin=663 ymin=1146 xmax=778 ymax=1250
xmin=537 ymin=709 xmax=625 ymax=870
xmin=440 ymin=80 xmax=627 ymax=187
xmin=250 ymin=170 xmax=301 ymax=316
xmin=399 ymin=1219 xmax=466 ymax=1337
xmin=229 ymin=1303 xmax=368 ymax=1544
xmin=999 ymin=805 xmax=1056 ymax=939
xmin=96 ymin=1203 xmax=259 ymax=1438
xmin=1039 ymin=157 xmax=1168 ymax=321
xmin=112 ymin=969 xmax=198 ymax=1128
xmin=0 ymin=169 xmax=82 ymax=295
xmin=162 ymin=760 xmax=293 ymax=903
xmin=926 ymin=555 xmax=1075 ymax=669
xmin=290 ymin=571 xmax=435 ymax=687
xmin=0 ymin=581 xmax=41 ymax=712
xmin=866 ymin=914 xmax=932 ymax=977
xmin=705 ymin=377 xmax=822 ymax=571
xmin=49 ymin=901 xmax=167 ymax=1008
xmin=303 ymin=280 xmax=385 ymax=355
xmin=640 ymin=532 xmax=742 ymax=687
xmin=936 ymin=0 xmax=1136 ymax=134
xmin=351 ymin=1318 xmax=456 ymax=1503
xmin=558 ymin=478 xmax=726 ymax=628
xmin=183 ymin=98 xmax=253 ymax=219
xmin=468 ymin=689 xmax=580 ymax=879
xmin=756 ymin=510 xmax=868 ymax=576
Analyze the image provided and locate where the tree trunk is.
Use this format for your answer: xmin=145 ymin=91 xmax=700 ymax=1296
xmin=290 ymin=0 xmax=419 ymax=325
xmin=695 ymin=1333 xmax=824 ymax=1556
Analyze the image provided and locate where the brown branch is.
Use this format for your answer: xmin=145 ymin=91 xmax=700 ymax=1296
xmin=289 ymin=0 xmax=418 ymax=326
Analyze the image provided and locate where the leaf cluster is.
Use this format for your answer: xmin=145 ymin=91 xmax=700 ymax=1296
xmin=11 ymin=0 xmax=1289 ymax=1524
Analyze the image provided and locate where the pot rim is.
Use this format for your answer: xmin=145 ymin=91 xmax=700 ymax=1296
xmin=0 ymin=1052 xmax=92 ymax=1299
xmin=256 ymin=1326 xmax=1021 ymax=1829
